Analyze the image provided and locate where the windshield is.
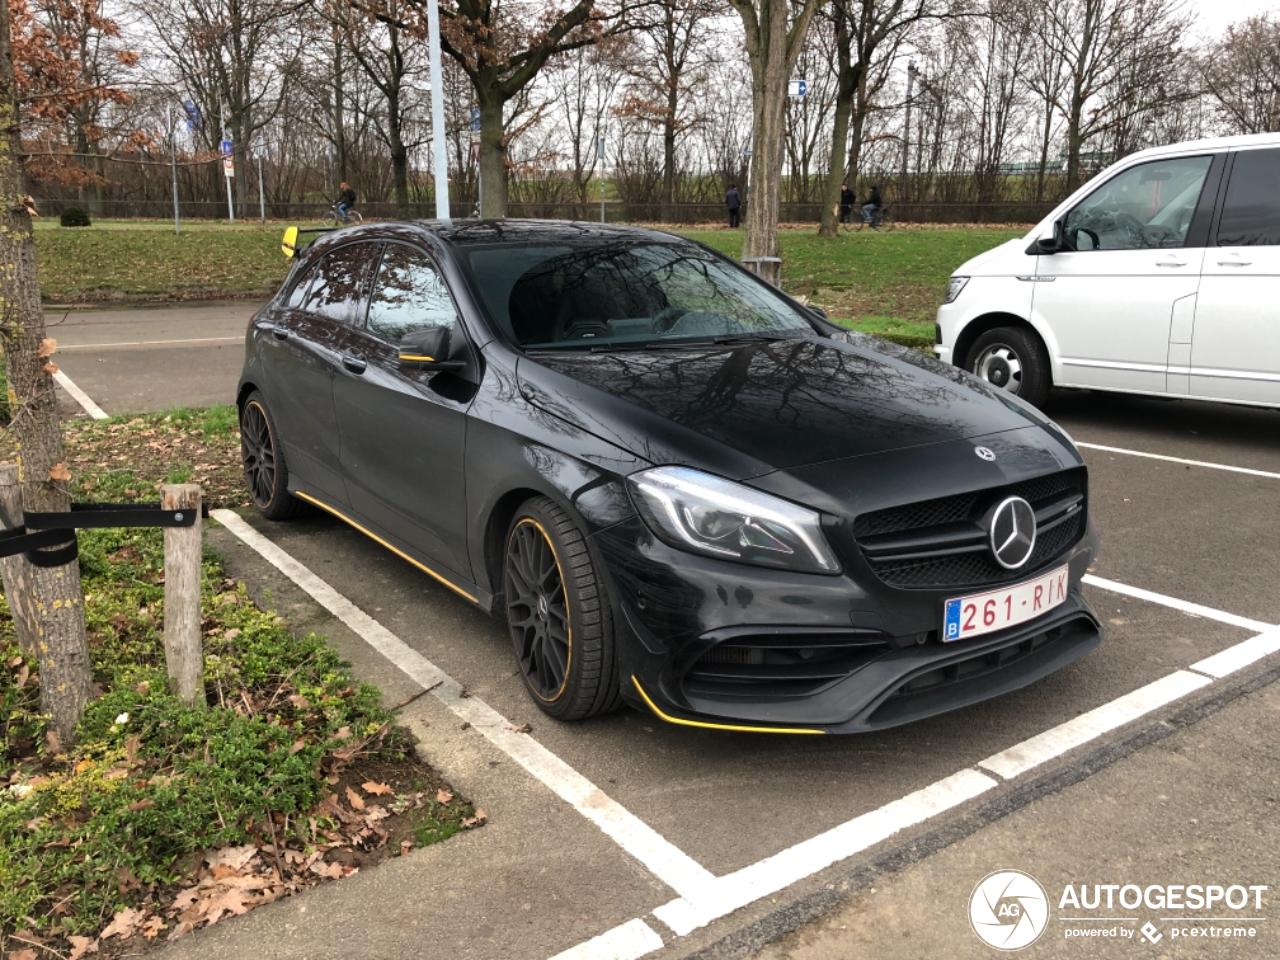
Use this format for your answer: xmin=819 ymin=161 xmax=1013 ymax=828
xmin=459 ymin=240 xmax=816 ymax=350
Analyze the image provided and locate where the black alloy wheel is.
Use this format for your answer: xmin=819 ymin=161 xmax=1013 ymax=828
xmin=239 ymin=391 xmax=308 ymax=520
xmin=507 ymin=518 xmax=572 ymax=701
xmin=504 ymin=497 xmax=623 ymax=720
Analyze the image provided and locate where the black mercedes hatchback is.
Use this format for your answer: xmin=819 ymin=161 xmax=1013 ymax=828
xmin=238 ymin=220 xmax=1101 ymax=734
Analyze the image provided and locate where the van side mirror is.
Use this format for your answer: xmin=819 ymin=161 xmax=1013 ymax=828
xmin=1028 ymin=219 xmax=1066 ymax=255
xmin=399 ymin=326 xmax=465 ymax=372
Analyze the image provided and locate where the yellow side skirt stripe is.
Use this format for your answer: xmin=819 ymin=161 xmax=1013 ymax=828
xmin=293 ymin=491 xmax=479 ymax=604
xmin=631 ymin=676 xmax=825 ymax=735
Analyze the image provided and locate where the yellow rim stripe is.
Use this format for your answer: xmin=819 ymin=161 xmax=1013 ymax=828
xmin=630 ymin=676 xmax=825 ymax=735
xmin=398 ymin=354 xmax=435 ymax=362
xmin=294 ymin=491 xmax=479 ymax=604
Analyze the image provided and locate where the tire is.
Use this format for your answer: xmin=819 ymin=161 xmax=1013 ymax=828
xmin=240 ymin=392 xmax=309 ymax=520
xmin=504 ymin=497 xmax=623 ymax=721
xmin=321 ymin=210 xmax=337 ymax=228
xmin=965 ymin=326 xmax=1052 ymax=408
xmin=346 ymin=211 xmax=363 ymax=224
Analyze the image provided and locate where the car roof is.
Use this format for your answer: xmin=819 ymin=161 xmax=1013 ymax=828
xmin=1125 ymin=131 xmax=1280 ymax=162
xmin=415 ymin=219 xmax=686 ymax=247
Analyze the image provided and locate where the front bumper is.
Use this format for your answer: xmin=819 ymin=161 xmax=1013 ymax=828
xmin=594 ymin=516 xmax=1101 ymax=734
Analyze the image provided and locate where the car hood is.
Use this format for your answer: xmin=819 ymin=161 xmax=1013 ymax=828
xmin=516 ymin=333 xmax=1051 ymax=479
xmin=953 ymin=237 xmax=1029 ymax=276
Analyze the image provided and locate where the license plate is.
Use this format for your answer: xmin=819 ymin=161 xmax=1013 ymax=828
xmin=942 ymin=565 xmax=1069 ymax=642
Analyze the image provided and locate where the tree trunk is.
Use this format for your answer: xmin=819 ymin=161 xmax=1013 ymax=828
xmin=388 ymin=90 xmax=409 ymax=215
xmin=742 ymin=5 xmax=792 ymax=284
xmin=0 ymin=0 xmax=92 ymax=749
xmin=1066 ymin=83 xmax=1084 ymax=192
xmin=661 ymin=83 xmax=677 ymax=221
xmin=478 ymin=93 xmax=507 ymax=218
xmin=818 ymin=10 xmax=857 ymax=238
xmin=1035 ymin=103 xmax=1052 ymax=202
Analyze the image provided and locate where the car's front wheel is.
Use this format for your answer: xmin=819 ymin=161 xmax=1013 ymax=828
xmin=965 ymin=326 xmax=1051 ymax=407
xmin=240 ymin=391 xmax=309 ymax=520
xmin=504 ymin=497 xmax=622 ymax=721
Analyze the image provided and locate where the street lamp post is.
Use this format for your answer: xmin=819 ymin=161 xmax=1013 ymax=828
xmin=426 ymin=0 xmax=450 ymax=224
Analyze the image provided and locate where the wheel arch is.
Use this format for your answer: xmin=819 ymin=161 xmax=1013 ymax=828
xmin=236 ymin=381 xmax=259 ymax=413
xmin=953 ymin=312 xmax=1050 ymax=373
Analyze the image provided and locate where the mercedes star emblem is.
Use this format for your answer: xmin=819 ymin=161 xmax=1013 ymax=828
xmin=989 ymin=496 xmax=1037 ymax=569
xmin=975 ymin=446 xmax=996 ymax=461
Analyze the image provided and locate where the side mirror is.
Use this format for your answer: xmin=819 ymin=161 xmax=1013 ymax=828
xmin=807 ymin=305 xmax=828 ymax=321
xmin=1028 ymin=219 xmax=1066 ymax=255
xmin=398 ymin=326 xmax=465 ymax=372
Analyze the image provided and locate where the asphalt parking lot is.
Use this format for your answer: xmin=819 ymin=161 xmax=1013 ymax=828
xmin=53 ymin=306 xmax=1280 ymax=959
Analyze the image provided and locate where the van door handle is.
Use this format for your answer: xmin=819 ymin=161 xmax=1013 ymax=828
xmin=1216 ymin=260 xmax=1250 ymax=266
xmin=341 ymin=351 xmax=367 ymax=374
xmin=271 ymin=325 xmax=290 ymax=340
xmin=1155 ymin=260 xmax=1186 ymax=267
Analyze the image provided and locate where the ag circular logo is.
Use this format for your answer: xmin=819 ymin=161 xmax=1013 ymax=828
xmin=969 ymin=869 xmax=1049 ymax=951
xmin=989 ymin=496 xmax=1037 ymax=570
xmin=975 ymin=446 xmax=997 ymax=461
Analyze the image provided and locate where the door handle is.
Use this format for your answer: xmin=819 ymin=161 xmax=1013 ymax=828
xmin=1216 ymin=260 xmax=1250 ymax=266
xmin=1155 ymin=260 xmax=1186 ymax=267
xmin=341 ymin=351 xmax=367 ymax=374
xmin=271 ymin=325 xmax=290 ymax=340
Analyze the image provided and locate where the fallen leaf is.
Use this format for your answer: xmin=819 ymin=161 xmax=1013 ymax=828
xmin=505 ymin=722 xmax=533 ymax=734
xmin=128 ymin=798 xmax=155 ymax=812
xmin=43 ymin=361 xmax=58 ymax=374
xmin=399 ymin=839 xmax=412 ymax=855
xmin=37 ymin=337 xmax=57 ymax=358
xmin=66 ymin=935 xmax=99 ymax=959
xmin=48 ymin=462 xmax=71 ymax=482
xmin=14 ymin=664 xmax=28 ymax=688
xmin=289 ymin=737 xmax=308 ymax=755
xmin=201 ymin=887 xmax=258 ymax=924
xmin=435 ymin=788 xmax=453 ymax=804
xmin=166 ymin=921 xmax=194 ymax=942
xmin=362 ymin=780 xmax=392 ymax=796
xmin=101 ymin=906 xmax=145 ymax=940
xmin=168 ymin=887 xmax=200 ymax=913
xmin=205 ymin=844 xmax=259 ymax=872
xmin=287 ymin=694 xmax=309 ymax=709
xmin=115 ymin=865 xmax=143 ymax=892
xmin=141 ymin=917 xmax=164 ymax=940
xmin=308 ymin=859 xmax=343 ymax=880
xmin=462 ymin=809 xmax=487 ymax=828
xmin=8 ymin=949 xmax=37 ymax=960
xmin=345 ymin=786 xmax=366 ymax=811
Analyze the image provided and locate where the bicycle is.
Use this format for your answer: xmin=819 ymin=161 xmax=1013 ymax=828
xmin=848 ymin=203 xmax=895 ymax=232
xmin=321 ymin=202 xmax=363 ymax=227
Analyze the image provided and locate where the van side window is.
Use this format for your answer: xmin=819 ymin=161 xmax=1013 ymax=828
xmin=1063 ymin=156 xmax=1212 ymax=251
xmin=1217 ymin=149 xmax=1280 ymax=246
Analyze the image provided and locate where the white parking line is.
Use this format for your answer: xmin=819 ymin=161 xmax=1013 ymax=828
xmin=52 ymin=369 xmax=108 ymax=420
xmin=1077 ymin=442 xmax=1280 ymax=481
xmin=206 ymin=506 xmax=1280 ymax=960
xmin=211 ymin=509 xmax=716 ymax=903
xmin=59 ymin=336 xmax=242 ymax=350
xmin=1083 ymin=574 xmax=1275 ymax=633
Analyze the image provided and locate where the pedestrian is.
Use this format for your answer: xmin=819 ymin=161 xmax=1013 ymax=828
xmin=839 ymin=183 xmax=855 ymax=224
xmin=726 ymin=183 xmax=742 ymax=228
xmin=861 ymin=184 xmax=882 ymax=228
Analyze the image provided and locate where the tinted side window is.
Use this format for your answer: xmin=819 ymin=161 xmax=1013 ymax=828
xmin=365 ymin=244 xmax=458 ymax=343
xmin=1217 ymin=149 xmax=1280 ymax=246
xmin=1064 ymin=156 xmax=1212 ymax=251
xmin=285 ymin=263 xmax=318 ymax=308
xmin=300 ymin=243 xmax=380 ymax=324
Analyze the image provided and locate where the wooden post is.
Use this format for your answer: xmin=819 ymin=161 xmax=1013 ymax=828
xmin=162 ymin=484 xmax=204 ymax=708
xmin=0 ymin=462 xmax=40 ymax=658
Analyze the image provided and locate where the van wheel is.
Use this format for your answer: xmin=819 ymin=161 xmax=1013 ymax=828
xmin=965 ymin=327 xmax=1051 ymax=407
xmin=504 ymin=497 xmax=622 ymax=721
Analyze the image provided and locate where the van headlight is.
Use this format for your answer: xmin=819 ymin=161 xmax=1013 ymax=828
xmin=627 ymin=466 xmax=840 ymax=574
xmin=943 ymin=276 xmax=969 ymax=303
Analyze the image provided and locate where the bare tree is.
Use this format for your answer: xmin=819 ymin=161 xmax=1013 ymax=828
xmin=1200 ymin=15 xmax=1280 ymax=135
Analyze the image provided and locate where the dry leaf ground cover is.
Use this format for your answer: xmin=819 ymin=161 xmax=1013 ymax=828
xmin=0 ymin=415 xmax=480 ymax=958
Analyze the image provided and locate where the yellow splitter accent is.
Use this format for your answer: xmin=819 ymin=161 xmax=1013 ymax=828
xmin=631 ymin=676 xmax=825 ymax=734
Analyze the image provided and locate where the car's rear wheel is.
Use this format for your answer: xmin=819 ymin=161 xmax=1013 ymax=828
xmin=966 ymin=326 xmax=1051 ymax=407
xmin=504 ymin=497 xmax=622 ymax=721
xmin=240 ymin=392 xmax=309 ymax=520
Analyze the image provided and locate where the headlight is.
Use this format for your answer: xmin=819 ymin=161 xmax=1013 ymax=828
xmin=943 ymin=276 xmax=969 ymax=303
xmin=627 ymin=466 xmax=840 ymax=574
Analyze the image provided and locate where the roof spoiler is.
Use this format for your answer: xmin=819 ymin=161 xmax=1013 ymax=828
xmin=281 ymin=225 xmax=335 ymax=259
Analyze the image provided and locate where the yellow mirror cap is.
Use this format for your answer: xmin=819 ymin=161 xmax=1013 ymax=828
xmin=281 ymin=226 xmax=299 ymax=258
xmin=398 ymin=354 xmax=435 ymax=362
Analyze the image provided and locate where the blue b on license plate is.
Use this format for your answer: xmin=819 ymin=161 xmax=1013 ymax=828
xmin=942 ymin=564 xmax=1069 ymax=642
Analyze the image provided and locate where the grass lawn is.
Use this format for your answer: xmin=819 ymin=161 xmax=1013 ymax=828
xmin=0 ymin=408 xmax=480 ymax=954
xmin=32 ymin=220 xmax=1022 ymax=342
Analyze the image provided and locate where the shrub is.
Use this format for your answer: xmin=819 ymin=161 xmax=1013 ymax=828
xmin=59 ymin=206 xmax=91 ymax=227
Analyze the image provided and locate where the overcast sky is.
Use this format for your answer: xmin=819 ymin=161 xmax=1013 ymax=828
xmin=1187 ymin=0 xmax=1274 ymax=38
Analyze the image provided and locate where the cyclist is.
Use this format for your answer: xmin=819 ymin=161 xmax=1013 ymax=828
xmin=861 ymin=184 xmax=882 ymax=228
xmin=337 ymin=182 xmax=357 ymax=222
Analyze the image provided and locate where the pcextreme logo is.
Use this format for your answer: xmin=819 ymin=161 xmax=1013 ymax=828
xmin=969 ymin=869 xmax=1050 ymax=951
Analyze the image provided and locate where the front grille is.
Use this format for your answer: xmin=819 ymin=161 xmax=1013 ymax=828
xmin=683 ymin=632 xmax=890 ymax=700
xmin=853 ymin=470 xmax=1086 ymax=590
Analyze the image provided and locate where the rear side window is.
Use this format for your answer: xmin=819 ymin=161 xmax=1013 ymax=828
xmin=299 ymin=243 xmax=381 ymax=324
xmin=285 ymin=263 xmax=317 ymax=308
xmin=364 ymin=244 xmax=458 ymax=343
xmin=1217 ymin=149 xmax=1280 ymax=246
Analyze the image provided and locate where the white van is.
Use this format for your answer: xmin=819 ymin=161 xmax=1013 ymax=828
xmin=935 ymin=133 xmax=1280 ymax=408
